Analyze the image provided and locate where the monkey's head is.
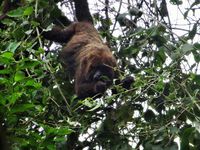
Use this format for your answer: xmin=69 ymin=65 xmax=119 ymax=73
xmin=75 ymin=48 xmax=117 ymax=98
xmin=85 ymin=49 xmax=117 ymax=82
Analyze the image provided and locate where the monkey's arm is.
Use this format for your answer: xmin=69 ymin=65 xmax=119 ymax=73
xmin=121 ymin=76 xmax=134 ymax=89
xmin=42 ymin=24 xmax=75 ymax=43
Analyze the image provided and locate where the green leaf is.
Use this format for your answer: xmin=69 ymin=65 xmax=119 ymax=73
xmin=180 ymin=127 xmax=195 ymax=150
xmin=0 ymin=52 xmax=15 ymax=64
xmin=116 ymin=13 xmax=128 ymax=26
xmin=194 ymin=42 xmax=200 ymax=49
xmin=47 ymin=144 xmax=56 ymax=150
xmin=164 ymin=142 xmax=178 ymax=150
xmin=154 ymin=47 xmax=166 ymax=65
xmin=170 ymin=0 xmax=183 ymax=5
xmin=88 ymin=103 xmax=101 ymax=111
xmin=193 ymin=51 xmax=200 ymax=62
xmin=82 ymin=98 xmax=94 ymax=108
xmin=123 ymin=45 xmax=140 ymax=55
xmin=14 ymin=71 xmax=25 ymax=82
xmin=157 ymin=24 xmax=166 ymax=32
xmin=7 ymin=6 xmax=33 ymax=18
xmin=25 ymin=29 xmax=33 ymax=35
xmin=169 ymin=127 xmax=178 ymax=134
xmin=23 ymin=7 xmax=34 ymax=16
xmin=181 ymin=44 xmax=194 ymax=53
xmin=56 ymin=127 xmax=73 ymax=135
xmin=0 ymin=77 xmax=9 ymax=85
xmin=31 ymin=21 xmax=40 ymax=27
xmin=6 ymin=42 xmax=21 ymax=53
xmin=1 ymin=18 xmax=16 ymax=26
xmin=188 ymin=23 xmax=197 ymax=39
xmin=7 ymin=7 xmax=25 ymax=17
xmin=25 ymin=79 xmax=41 ymax=89
xmin=193 ymin=105 xmax=200 ymax=117
xmin=1 ymin=52 xmax=14 ymax=59
xmin=0 ymin=96 xmax=7 ymax=105
xmin=19 ymin=59 xmax=41 ymax=70
xmin=11 ymin=104 xmax=35 ymax=113
xmin=53 ymin=137 xmax=66 ymax=142
xmin=13 ymin=28 xmax=25 ymax=40
xmin=9 ymin=92 xmax=23 ymax=104
xmin=43 ymin=125 xmax=73 ymax=136
xmin=129 ymin=7 xmax=142 ymax=17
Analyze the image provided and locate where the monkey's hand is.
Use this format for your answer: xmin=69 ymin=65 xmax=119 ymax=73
xmin=112 ymin=76 xmax=134 ymax=94
xmin=121 ymin=76 xmax=134 ymax=89
xmin=94 ymin=81 xmax=107 ymax=94
xmin=76 ymin=80 xmax=109 ymax=99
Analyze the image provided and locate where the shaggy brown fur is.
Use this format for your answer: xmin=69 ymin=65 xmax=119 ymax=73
xmin=44 ymin=22 xmax=117 ymax=98
xmin=60 ymin=22 xmax=117 ymax=98
xmin=43 ymin=0 xmax=117 ymax=99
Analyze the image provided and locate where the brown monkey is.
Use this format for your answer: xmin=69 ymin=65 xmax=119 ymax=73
xmin=43 ymin=0 xmax=117 ymax=99
xmin=60 ymin=22 xmax=117 ymax=98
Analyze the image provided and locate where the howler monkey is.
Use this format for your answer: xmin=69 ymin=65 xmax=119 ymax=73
xmin=43 ymin=0 xmax=117 ymax=99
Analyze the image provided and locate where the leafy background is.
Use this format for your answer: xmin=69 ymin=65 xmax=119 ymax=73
xmin=1 ymin=0 xmax=200 ymax=149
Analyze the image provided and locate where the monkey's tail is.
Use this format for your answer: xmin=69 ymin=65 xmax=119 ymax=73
xmin=73 ymin=0 xmax=93 ymax=24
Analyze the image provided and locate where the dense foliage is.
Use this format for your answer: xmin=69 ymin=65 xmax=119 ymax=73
xmin=1 ymin=0 xmax=200 ymax=149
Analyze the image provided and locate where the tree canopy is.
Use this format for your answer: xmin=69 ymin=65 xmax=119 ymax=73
xmin=0 ymin=0 xmax=200 ymax=149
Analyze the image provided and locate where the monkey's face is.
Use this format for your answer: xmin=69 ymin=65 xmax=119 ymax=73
xmin=79 ymin=49 xmax=117 ymax=84
xmin=75 ymin=48 xmax=117 ymax=98
xmin=87 ymin=64 xmax=115 ymax=95
xmin=88 ymin=65 xmax=114 ymax=85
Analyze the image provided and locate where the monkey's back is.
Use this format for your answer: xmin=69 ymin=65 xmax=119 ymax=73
xmin=61 ymin=22 xmax=111 ymax=76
